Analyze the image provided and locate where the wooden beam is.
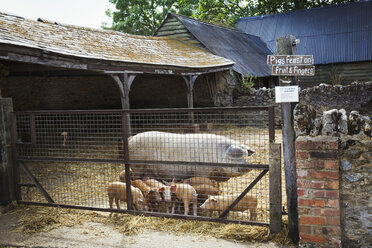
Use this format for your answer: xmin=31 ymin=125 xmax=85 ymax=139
xmin=182 ymin=75 xmax=198 ymax=109
xmin=277 ymin=35 xmax=299 ymax=243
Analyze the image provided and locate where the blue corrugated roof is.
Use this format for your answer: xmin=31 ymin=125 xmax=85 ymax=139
xmin=237 ymin=1 xmax=372 ymax=65
xmin=167 ymin=13 xmax=273 ymax=77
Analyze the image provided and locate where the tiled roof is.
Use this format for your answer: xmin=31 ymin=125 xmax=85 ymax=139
xmin=0 ymin=12 xmax=234 ymax=70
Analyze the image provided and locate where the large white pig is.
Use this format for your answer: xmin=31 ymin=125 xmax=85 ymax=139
xmin=128 ymin=131 xmax=254 ymax=181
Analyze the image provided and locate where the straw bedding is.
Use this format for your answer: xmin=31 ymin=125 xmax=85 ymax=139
xmin=5 ymin=202 xmax=292 ymax=245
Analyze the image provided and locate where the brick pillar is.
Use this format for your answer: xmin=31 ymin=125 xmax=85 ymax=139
xmin=295 ymin=136 xmax=341 ymax=248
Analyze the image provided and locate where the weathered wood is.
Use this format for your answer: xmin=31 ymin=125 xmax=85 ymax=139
xmin=0 ymin=98 xmax=14 ymax=206
xmin=0 ymin=44 xmax=231 ymax=75
xmin=277 ymin=35 xmax=299 ymax=243
xmin=110 ymin=73 xmax=138 ymax=135
xmin=182 ymin=75 xmax=198 ymax=123
xmin=269 ymin=143 xmax=282 ymax=233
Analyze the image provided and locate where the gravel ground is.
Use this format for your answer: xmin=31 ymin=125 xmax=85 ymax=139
xmin=0 ymin=206 xmax=296 ymax=248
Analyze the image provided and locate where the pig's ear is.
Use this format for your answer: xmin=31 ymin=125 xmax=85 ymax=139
xmin=242 ymin=144 xmax=255 ymax=156
xmin=170 ymin=185 xmax=177 ymax=192
xmin=158 ymin=187 xmax=165 ymax=192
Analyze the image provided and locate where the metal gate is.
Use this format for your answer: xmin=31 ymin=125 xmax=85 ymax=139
xmin=11 ymin=106 xmax=280 ymax=228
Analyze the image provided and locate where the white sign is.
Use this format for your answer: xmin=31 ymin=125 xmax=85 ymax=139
xmin=275 ymin=86 xmax=299 ymax=103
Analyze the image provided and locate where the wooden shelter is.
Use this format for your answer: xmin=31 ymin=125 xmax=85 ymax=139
xmin=0 ymin=12 xmax=234 ymax=111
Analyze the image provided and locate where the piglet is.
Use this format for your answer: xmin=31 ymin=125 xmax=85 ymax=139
xmin=107 ymin=182 xmax=147 ymax=212
xmin=132 ymin=179 xmax=162 ymax=212
xmin=159 ymin=183 xmax=198 ymax=216
xmin=200 ymin=194 xmax=257 ymax=221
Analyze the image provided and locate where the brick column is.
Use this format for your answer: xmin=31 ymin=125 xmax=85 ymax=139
xmin=295 ymin=136 xmax=341 ymax=248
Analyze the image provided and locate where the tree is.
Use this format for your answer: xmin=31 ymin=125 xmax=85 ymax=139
xmin=256 ymin=0 xmax=358 ymax=15
xmin=107 ymin=0 xmax=178 ymax=35
xmin=106 ymin=0 xmax=358 ymax=35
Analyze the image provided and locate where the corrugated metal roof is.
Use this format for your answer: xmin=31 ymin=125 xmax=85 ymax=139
xmin=0 ymin=12 xmax=234 ymax=70
xmin=167 ymin=13 xmax=272 ymax=77
xmin=237 ymin=1 xmax=372 ymax=65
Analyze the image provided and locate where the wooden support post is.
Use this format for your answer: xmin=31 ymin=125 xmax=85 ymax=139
xmin=269 ymin=143 xmax=282 ymax=233
xmin=110 ymin=73 xmax=137 ymax=136
xmin=277 ymin=35 xmax=299 ymax=243
xmin=0 ymin=98 xmax=14 ymax=206
xmin=182 ymin=75 xmax=198 ymax=124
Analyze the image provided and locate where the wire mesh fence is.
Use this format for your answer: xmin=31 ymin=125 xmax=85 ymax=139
xmin=13 ymin=107 xmax=275 ymax=225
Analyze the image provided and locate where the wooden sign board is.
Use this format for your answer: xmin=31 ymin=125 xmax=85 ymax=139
xmin=271 ymin=65 xmax=315 ymax=76
xmin=267 ymin=55 xmax=314 ymax=65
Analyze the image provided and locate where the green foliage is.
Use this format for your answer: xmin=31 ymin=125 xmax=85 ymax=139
xmin=106 ymin=0 xmax=358 ymax=35
xmin=256 ymin=0 xmax=358 ymax=15
xmin=108 ymin=0 xmax=178 ymax=35
xmin=234 ymin=74 xmax=256 ymax=94
xmin=328 ymin=64 xmax=342 ymax=85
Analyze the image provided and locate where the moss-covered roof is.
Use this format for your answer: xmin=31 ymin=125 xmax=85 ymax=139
xmin=0 ymin=12 xmax=234 ymax=70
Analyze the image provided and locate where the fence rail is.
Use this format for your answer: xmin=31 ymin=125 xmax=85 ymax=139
xmin=12 ymin=107 xmax=278 ymax=226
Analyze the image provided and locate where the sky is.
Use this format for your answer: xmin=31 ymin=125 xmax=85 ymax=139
xmin=0 ymin=0 xmax=115 ymax=29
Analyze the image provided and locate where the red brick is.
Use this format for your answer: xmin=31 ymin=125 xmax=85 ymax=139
xmin=313 ymin=190 xmax=326 ymax=198
xmin=328 ymin=141 xmax=339 ymax=150
xmin=300 ymin=234 xmax=326 ymax=244
xmin=296 ymin=151 xmax=309 ymax=159
xmin=299 ymin=216 xmax=326 ymax=225
xmin=297 ymin=179 xmax=311 ymax=188
xmin=326 ymin=199 xmax=340 ymax=208
xmin=323 ymin=209 xmax=340 ymax=216
xmin=298 ymin=207 xmax=312 ymax=215
xmin=299 ymin=199 xmax=325 ymax=207
xmin=310 ymin=181 xmax=325 ymax=189
xmin=297 ymin=189 xmax=307 ymax=197
xmin=310 ymin=171 xmax=339 ymax=180
xmin=325 ymin=160 xmax=339 ymax=170
xmin=299 ymin=224 xmax=312 ymax=234
xmin=313 ymin=190 xmax=339 ymax=199
xmin=313 ymin=226 xmax=341 ymax=236
xmin=297 ymin=170 xmax=308 ymax=178
xmin=325 ymin=181 xmax=339 ymax=190
xmin=326 ymin=191 xmax=339 ymax=199
xmin=327 ymin=216 xmax=340 ymax=226
xmin=296 ymin=141 xmax=314 ymax=150
xmin=314 ymin=209 xmax=341 ymax=216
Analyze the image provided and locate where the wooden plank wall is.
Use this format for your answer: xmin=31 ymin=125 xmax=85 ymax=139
xmin=155 ymin=16 xmax=206 ymax=50
xmin=299 ymin=61 xmax=372 ymax=88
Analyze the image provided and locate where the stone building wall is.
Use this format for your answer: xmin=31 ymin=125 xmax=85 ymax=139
xmin=233 ymin=81 xmax=372 ymax=115
xmin=339 ymin=136 xmax=372 ymax=247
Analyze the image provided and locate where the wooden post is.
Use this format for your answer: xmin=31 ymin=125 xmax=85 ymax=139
xmin=277 ymin=35 xmax=299 ymax=243
xmin=110 ymin=73 xmax=137 ymax=136
xmin=0 ymin=98 xmax=14 ymax=206
xmin=182 ymin=75 xmax=198 ymax=124
xmin=269 ymin=143 xmax=282 ymax=233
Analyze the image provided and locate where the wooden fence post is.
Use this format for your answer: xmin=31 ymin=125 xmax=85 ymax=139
xmin=277 ymin=35 xmax=299 ymax=242
xmin=270 ymin=142 xmax=282 ymax=233
xmin=0 ymin=98 xmax=14 ymax=206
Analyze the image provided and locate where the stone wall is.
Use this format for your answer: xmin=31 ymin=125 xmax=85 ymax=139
xmin=233 ymin=82 xmax=372 ymax=128
xmin=339 ymin=136 xmax=372 ymax=247
xmin=295 ymin=133 xmax=371 ymax=248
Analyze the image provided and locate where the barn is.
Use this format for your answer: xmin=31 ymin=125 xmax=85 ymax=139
xmin=0 ymin=11 xmax=234 ymax=111
xmin=155 ymin=13 xmax=274 ymax=89
xmin=237 ymin=0 xmax=372 ymax=88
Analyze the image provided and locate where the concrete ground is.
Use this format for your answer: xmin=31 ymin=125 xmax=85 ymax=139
xmin=0 ymin=206 xmax=295 ymax=248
